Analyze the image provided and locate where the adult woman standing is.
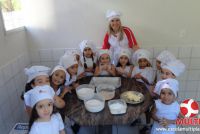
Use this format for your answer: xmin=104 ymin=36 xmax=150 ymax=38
xmin=102 ymin=10 xmax=139 ymax=65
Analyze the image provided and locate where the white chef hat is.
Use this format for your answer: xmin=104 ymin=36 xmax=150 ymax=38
xmin=24 ymin=66 xmax=50 ymax=83
xmin=79 ymin=40 xmax=96 ymax=53
xmin=106 ymin=10 xmax=121 ymax=21
xmin=24 ymin=85 xmax=55 ymax=108
xmin=50 ymin=65 xmax=67 ymax=76
xmin=59 ymin=54 xmax=78 ymax=69
xmin=161 ymin=60 xmax=185 ymax=77
xmin=132 ymin=49 xmax=152 ymax=64
xmin=98 ymin=49 xmax=112 ymax=60
xmin=117 ymin=48 xmax=131 ymax=60
xmin=156 ymin=50 xmax=176 ymax=65
xmin=154 ymin=78 xmax=179 ymax=97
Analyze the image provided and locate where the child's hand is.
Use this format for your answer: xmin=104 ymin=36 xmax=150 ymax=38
xmin=116 ymin=67 xmax=125 ymax=75
xmin=73 ymin=82 xmax=79 ymax=89
xmin=159 ymin=118 xmax=169 ymax=127
xmin=134 ymin=73 xmax=142 ymax=79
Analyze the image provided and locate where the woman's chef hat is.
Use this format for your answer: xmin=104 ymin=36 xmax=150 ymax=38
xmin=24 ymin=66 xmax=50 ymax=83
xmin=106 ymin=10 xmax=121 ymax=21
xmin=79 ymin=40 xmax=96 ymax=53
xmin=117 ymin=48 xmax=131 ymax=60
xmin=156 ymin=50 xmax=176 ymax=65
xmin=132 ymin=49 xmax=152 ymax=64
xmin=98 ymin=49 xmax=112 ymax=60
xmin=50 ymin=65 xmax=67 ymax=76
xmin=24 ymin=85 xmax=55 ymax=108
xmin=59 ymin=53 xmax=78 ymax=69
xmin=154 ymin=78 xmax=179 ymax=97
xmin=161 ymin=60 xmax=185 ymax=77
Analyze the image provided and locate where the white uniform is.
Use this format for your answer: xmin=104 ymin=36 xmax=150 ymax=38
xmin=151 ymin=100 xmax=180 ymax=134
xmin=109 ymin=33 xmax=132 ymax=65
xmin=80 ymin=56 xmax=97 ymax=76
xmin=131 ymin=66 xmax=155 ymax=89
xmin=65 ymin=71 xmax=77 ymax=86
xmin=116 ymin=66 xmax=132 ymax=78
xmin=156 ymin=70 xmax=162 ymax=82
xmin=29 ymin=113 xmax=64 ymax=134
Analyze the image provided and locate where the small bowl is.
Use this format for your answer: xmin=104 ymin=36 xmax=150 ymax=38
xmin=108 ymin=99 xmax=127 ymax=114
xmin=76 ymin=84 xmax=95 ymax=100
xmin=84 ymin=94 xmax=105 ymax=113
xmin=96 ymin=84 xmax=115 ymax=100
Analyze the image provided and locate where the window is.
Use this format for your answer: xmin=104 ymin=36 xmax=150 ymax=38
xmin=0 ymin=0 xmax=24 ymax=31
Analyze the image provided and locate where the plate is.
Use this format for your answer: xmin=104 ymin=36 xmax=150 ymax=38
xmin=120 ymin=91 xmax=144 ymax=104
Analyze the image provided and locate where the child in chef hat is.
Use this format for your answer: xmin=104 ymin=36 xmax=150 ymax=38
xmin=131 ymin=49 xmax=155 ymax=89
xmin=59 ymin=53 xmax=80 ymax=94
xmin=155 ymin=50 xmax=176 ymax=82
xmin=24 ymin=85 xmax=65 ymax=134
xmin=22 ymin=65 xmax=65 ymax=116
xmin=94 ymin=49 xmax=116 ymax=76
xmin=116 ymin=48 xmax=133 ymax=78
xmin=79 ymin=40 xmax=97 ymax=76
xmin=151 ymin=78 xmax=180 ymax=134
xmin=161 ymin=59 xmax=185 ymax=80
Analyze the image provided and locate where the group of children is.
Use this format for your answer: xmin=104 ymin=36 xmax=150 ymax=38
xmin=21 ymin=39 xmax=185 ymax=134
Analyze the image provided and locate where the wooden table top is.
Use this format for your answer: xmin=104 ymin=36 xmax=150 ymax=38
xmin=64 ymin=76 xmax=153 ymax=126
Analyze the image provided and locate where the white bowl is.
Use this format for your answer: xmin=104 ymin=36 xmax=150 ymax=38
xmin=76 ymin=84 xmax=95 ymax=100
xmin=84 ymin=94 xmax=105 ymax=113
xmin=96 ymin=84 xmax=115 ymax=100
xmin=108 ymin=99 xmax=127 ymax=114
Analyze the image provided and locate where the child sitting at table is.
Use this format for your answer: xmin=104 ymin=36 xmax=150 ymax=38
xmin=24 ymin=85 xmax=66 ymax=134
xmin=131 ymin=49 xmax=155 ymax=89
xmin=94 ymin=49 xmax=116 ymax=76
xmin=155 ymin=50 xmax=176 ymax=82
xmin=79 ymin=40 xmax=97 ymax=77
xmin=116 ymin=48 xmax=133 ymax=78
xmin=22 ymin=66 xmax=65 ymax=116
xmin=59 ymin=53 xmax=79 ymax=97
xmin=151 ymin=78 xmax=180 ymax=134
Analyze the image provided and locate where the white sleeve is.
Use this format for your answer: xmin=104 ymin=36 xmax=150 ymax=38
xmin=29 ymin=124 xmax=40 ymax=134
xmin=56 ymin=113 xmax=65 ymax=130
xmin=141 ymin=67 xmax=155 ymax=84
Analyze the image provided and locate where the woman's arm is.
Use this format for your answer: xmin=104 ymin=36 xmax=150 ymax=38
xmin=60 ymin=129 xmax=66 ymax=134
xmin=94 ymin=66 xmax=101 ymax=76
xmin=151 ymin=103 xmax=160 ymax=123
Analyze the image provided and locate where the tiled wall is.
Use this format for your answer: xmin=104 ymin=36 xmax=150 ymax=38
xmin=30 ymin=46 xmax=200 ymax=102
xmin=0 ymin=52 xmax=30 ymax=134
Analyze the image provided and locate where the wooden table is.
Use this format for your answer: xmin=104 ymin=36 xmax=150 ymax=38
xmin=64 ymin=77 xmax=153 ymax=126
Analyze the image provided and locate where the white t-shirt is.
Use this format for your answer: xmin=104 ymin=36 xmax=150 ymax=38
xmin=29 ymin=113 xmax=64 ymax=134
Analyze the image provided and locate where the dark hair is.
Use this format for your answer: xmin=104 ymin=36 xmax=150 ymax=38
xmin=116 ymin=60 xmax=131 ymax=67
xmin=83 ymin=53 xmax=96 ymax=70
xmin=20 ymin=79 xmax=35 ymax=100
xmin=28 ymin=104 xmax=57 ymax=132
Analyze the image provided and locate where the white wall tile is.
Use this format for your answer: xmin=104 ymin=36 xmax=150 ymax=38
xmin=190 ymin=59 xmax=200 ymax=69
xmin=2 ymin=63 xmax=14 ymax=82
xmin=191 ymin=47 xmax=200 ymax=58
xmin=179 ymin=58 xmax=190 ymax=70
xmin=39 ymin=49 xmax=53 ymax=62
xmin=153 ymin=47 xmax=166 ymax=58
xmin=184 ymin=91 xmax=197 ymax=99
xmin=186 ymin=81 xmax=198 ymax=92
xmin=52 ymin=48 xmax=65 ymax=61
xmin=166 ymin=47 xmax=179 ymax=57
xmin=178 ymin=47 xmax=192 ymax=58
xmin=187 ymin=70 xmax=200 ymax=80
xmin=30 ymin=50 xmax=40 ymax=62
xmin=177 ymin=70 xmax=188 ymax=81
xmin=40 ymin=61 xmax=55 ymax=69
xmin=11 ymin=58 xmax=20 ymax=76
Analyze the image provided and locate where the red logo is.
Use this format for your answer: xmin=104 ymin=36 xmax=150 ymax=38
xmin=180 ymin=99 xmax=199 ymax=118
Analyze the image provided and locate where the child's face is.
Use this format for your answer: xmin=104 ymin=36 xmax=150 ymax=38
xmin=36 ymin=99 xmax=53 ymax=120
xmin=161 ymin=68 xmax=176 ymax=80
xmin=100 ymin=54 xmax=110 ymax=64
xmin=119 ymin=55 xmax=129 ymax=66
xmin=32 ymin=75 xmax=50 ymax=87
xmin=138 ymin=58 xmax=149 ymax=69
xmin=67 ymin=64 xmax=78 ymax=75
xmin=156 ymin=60 xmax=161 ymax=70
xmin=84 ymin=47 xmax=93 ymax=58
xmin=110 ymin=18 xmax=121 ymax=32
xmin=160 ymin=88 xmax=176 ymax=105
xmin=51 ymin=70 xmax=66 ymax=86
